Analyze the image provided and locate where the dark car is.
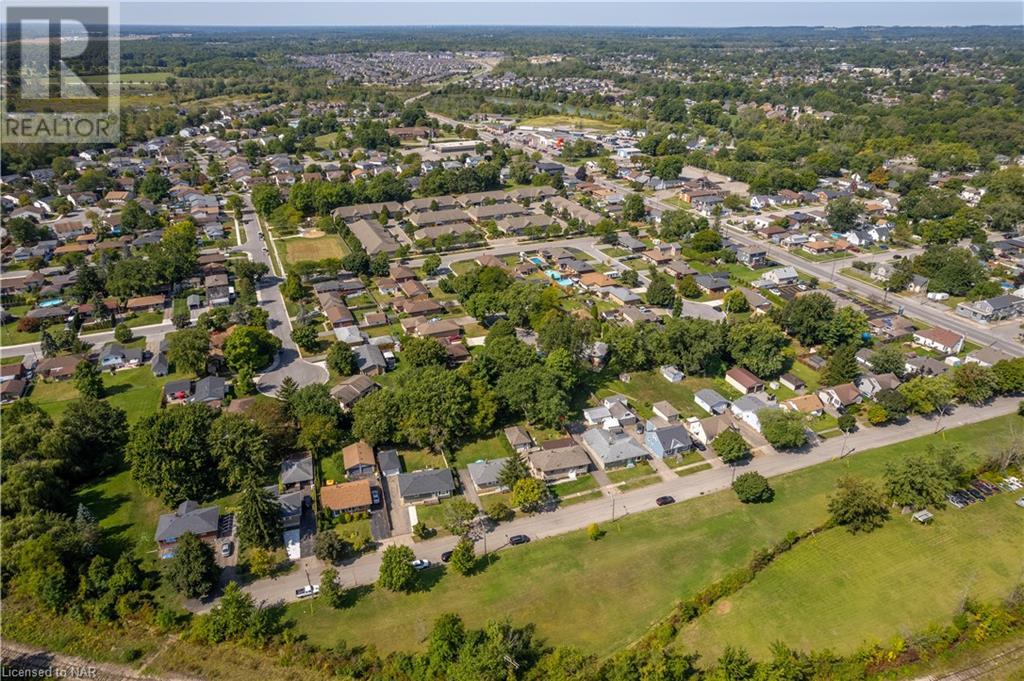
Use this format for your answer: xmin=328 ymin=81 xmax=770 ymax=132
xmin=655 ymin=496 xmax=675 ymax=507
xmin=441 ymin=550 xmax=453 ymax=563
xmin=508 ymin=534 xmax=530 ymax=546
xmin=963 ymin=488 xmax=985 ymax=502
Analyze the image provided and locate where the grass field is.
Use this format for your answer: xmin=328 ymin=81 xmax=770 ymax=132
xmin=286 ymin=413 xmax=1024 ymax=657
xmin=278 ymin=235 xmax=350 ymax=266
xmin=29 ymin=366 xmax=187 ymax=423
xmin=592 ymin=369 xmax=740 ymax=419
xmin=519 ymin=115 xmax=620 ymax=132
xmin=677 ymin=489 xmax=1024 ymax=659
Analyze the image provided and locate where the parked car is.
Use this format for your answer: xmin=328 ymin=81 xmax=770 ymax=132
xmin=370 ymin=487 xmax=381 ymax=505
xmin=508 ymin=534 xmax=530 ymax=546
xmin=295 ymin=585 xmax=315 ymax=598
xmin=220 ymin=541 xmax=233 ymax=557
xmin=655 ymin=496 xmax=675 ymax=506
xmin=441 ymin=550 xmax=453 ymax=563
xmin=410 ymin=558 xmax=431 ymax=570
xmin=946 ymin=494 xmax=965 ymax=509
xmin=1016 ymin=497 xmax=1024 ymax=508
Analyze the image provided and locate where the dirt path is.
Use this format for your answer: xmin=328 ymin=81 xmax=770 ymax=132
xmin=1 ymin=639 xmax=202 ymax=681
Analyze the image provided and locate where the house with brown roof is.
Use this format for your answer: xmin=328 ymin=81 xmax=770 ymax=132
xmin=342 ymin=441 xmax=377 ymax=480
xmin=780 ymin=394 xmax=825 ymax=416
xmin=415 ymin=318 xmax=461 ymax=339
xmin=320 ymin=479 xmax=375 ymax=515
xmin=125 ymin=294 xmax=166 ymax=313
xmin=817 ymin=383 xmax=862 ymax=411
xmin=725 ymin=367 xmax=764 ymax=394
xmin=527 ymin=444 xmax=592 ymax=481
xmin=912 ymin=327 xmax=965 ymax=356
xmin=36 ymin=355 xmax=85 ymax=381
xmin=331 ymin=374 xmax=378 ymax=411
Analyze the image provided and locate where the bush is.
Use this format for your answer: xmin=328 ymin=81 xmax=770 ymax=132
xmin=413 ymin=522 xmax=435 ymax=540
xmin=837 ymin=412 xmax=857 ymax=432
xmin=114 ymin=323 xmax=133 ymax=344
xmin=587 ymin=523 xmax=604 ymax=541
xmin=486 ymin=502 xmax=514 ymax=523
xmin=732 ymin=472 xmax=774 ymax=503
xmin=15 ymin=316 xmax=42 ymax=333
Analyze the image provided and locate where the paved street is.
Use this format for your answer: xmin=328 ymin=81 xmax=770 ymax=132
xmin=191 ymin=395 xmax=1020 ymax=612
xmin=234 ymin=194 xmax=328 ymax=392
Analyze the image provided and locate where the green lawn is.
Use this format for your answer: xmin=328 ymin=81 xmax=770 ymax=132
xmin=401 ymin=449 xmax=448 ymax=473
xmin=676 ymin=462 xmax=713 ymax=477
xmin=286 ymin=413 xmax=1024 ymax=658
xmin=452 ymin=431 xmax=515 ymax=469
xmin=592 ymin=370 xmax=739 ymax=419
xmin=606 ymin=461 xmax=654 ymax=484
xmin=414 ymin=498 xmax=460 ymax=537
xmin=123 ymin=311 xmax=164 ymax=328
xmin=550 ymin=474 xmax=599 ymax=498
xmin=74 ymin=468 xmax=164 ymax=566
xmin=667 ymin=450 xmax=707 ymax=468
xmin=519 ymin=115 xmax=621 ymax=132
xmin=785 ymin=360 xmax=822 ymax=392
xmin=677 ymin=489 xmax=1024 ymax=659
xmin=30 ymin=366 xmax=188 ymax=423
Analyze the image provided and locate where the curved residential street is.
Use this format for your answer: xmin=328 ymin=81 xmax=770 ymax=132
xmin=234 ymin=193 xmax=328 ymax=393
xmin=189 ymin=395 xmax=1020 ymax=613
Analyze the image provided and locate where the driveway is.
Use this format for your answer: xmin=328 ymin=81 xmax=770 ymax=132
xmin=457 ymin=468 xmax=483 ymax=509
xmin=383 ymin=475 xmax=411 ymax=536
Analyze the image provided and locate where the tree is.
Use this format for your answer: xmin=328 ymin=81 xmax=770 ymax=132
xmin=403 ymin=336 xmax=449 ymax=368
xmin=126 ymin=403 xmax=219 ymax=504
xmin=210 ymin=413 xmax=271 ymax=489
xmin=690 ymin=229 xmax=722 ymax=252
xmin=899 ymin=375 xmax=955 ymax=415
xmin=620 ymin=269 xmax=639 ymax=287
xmin=825 ymin=196 xmax=862 ymax=232
xmin=884 ymin=446 xmax=964 ymax=509
xmin=776 ymin=293 xmax=834 ymax=346
xmin=422 ymin=254 xmax=442 ymax=276
xmin=870 ymin=343 xmax=906 ymax=377
xmin=165 ymin=532 xmax=219 ymax=598
xmin=167 ymin=327 xmax=211 ymax=376
xmin=622 ymin=193 xmax=645 ymax=221
xmin=291 ymin=324 xmax=320 ymax=353
xmin=828 ymin=476 xmax=889 ymax=533
xmin=709 ymin=646 xmax=758 ymax=681
xmin=320 ymin=567 xmax=345 ymax=608
xmin=728 ymin=319 xmax=788 ymax=377
xmin=837 ymin=412 xmax=857 ymax=432
xmin=952 ymin=363 xmax=998 ymax=405
xmin=139 ymin=170 xmax=171 ymax=201
xmin=247 ymin=547 xmax=276 ymax=578
xmin=223 ymin=325 xmax=281 ymax=372
xmin=821 ymin=344 xmax=860 ymax=386
xmin=712 ymin=430 xmax=749 ymax=463
xmin=676 ymin=275 xmax=702 ymax=299
xmin=326 ymin=342 xmax=356 ymax=377
xmin=314 ymin=530 xmax=351 ymax=564
xmin=721 ymin=289 xmax=749 ymax=313
xmin=297 ymin=413 xmax=342 ymax=459
xmin=276 ymin=376 xmax=298 ymax=405
xmin=113 ymin=323 xmax=133 ymax=344
xmin=449 ymin=537 xmax=476 ymax=576
xmin=441 ymin=498 xmax=479 ymax=537
xmin=511 ymin=477 xmax=550 ymax=513
xmin=645 ymin=274 xmax=676 ymax=308
xmin=237 ymin=482 xmax=282 ymax=550
xmin=252 ymin=185 xmax=282 ymax=216
xmin=759 ymin=410 xmax=807 ymax=450
xmin=732 ymin=472 xmax=774 ymax=503
xmin=73 ymin=360 xmax=104 ymax=399
xmin=351 ymin=389 xmax=399 ymax=446
xmin=378 ymin=544 xmax=417 ymax=592
xmin=824 ymin=307 xmax=868 ymax=350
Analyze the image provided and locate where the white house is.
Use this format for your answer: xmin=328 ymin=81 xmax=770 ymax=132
xmin=730 ymin=395 xmax=773 ymax=433
xmin=763 ymin=266 xmax=799 ymax=285
xmin=912 ymin=328 xmax=965 ymax=356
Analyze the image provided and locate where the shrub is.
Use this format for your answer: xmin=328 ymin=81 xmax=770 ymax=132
xmin=732 ymin=472 xmax=774 ymax=503
xmin=587 ymin=523 xmax=604 ymax=541
xmin=486 ymin=502 xmax=514 ymax=523
xmin=15 ymin=316 xmax=42 ymax=333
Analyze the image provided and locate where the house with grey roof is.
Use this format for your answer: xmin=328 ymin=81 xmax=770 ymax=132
xmin=467 ymin=458 xmax=508 ymax=492
xmin=353 ymin=343 xmax=387 ymax=376
xmin=377 ymin=449 xmax=402 ymax=477
xmin=397 ymin=468 xmax=456 ymax=503
xmin=644 ymin=418 xmax=693 ymax=458
xmin=695 ymin=388 xmax=730 ymax=415
xmin=730 ymin=394 xmax=775 ymax=432
xmin=527 ymin=444 xmax=591 ymax=481
xmin=580 ymin=428 xmax=649 ymax=470
xmin=190 ymin=376 xmax=226 ymax=404
xmin=281 ymin=455 xmax=314 ymax=490
xmin=155 ymin=500 xmax=220 ymax=559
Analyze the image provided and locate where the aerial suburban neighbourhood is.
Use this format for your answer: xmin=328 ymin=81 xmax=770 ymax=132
xmin=2 ymin=6 xmax=1024 ymax=681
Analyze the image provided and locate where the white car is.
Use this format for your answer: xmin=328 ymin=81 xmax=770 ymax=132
xmin=1016 ymin=497 xmax=1024 ymax=509
xmin=410 ymin=558 xmax=431 ymax=571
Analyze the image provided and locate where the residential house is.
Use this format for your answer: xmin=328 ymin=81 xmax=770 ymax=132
xmin=737 ymin=247 xmax=767 ymax=269
xmin=467 ymin=458 xmax=508 ymax=492
xmin=730 ymin=394 xmax=774 ymax=432
xmin=125 ymin=294 xmax=166 ymax=314
xmin=331 ymin=374 xmax=378 ymax=411
xmin=855 ymin=373 xmax=901 ymax=399
xmin=396 ymin=469 xmax=456 ymax=503
xmin=580 ymin=428 xmax=649 ymax=470
xmin=695 ymin=388 xmax=730 ymax=415
xmin=353 ymin=343 xmax=388 ymax=376
xmin=965 ymin=347 xmax=1013 ymax=368
xmin=779 ymin=373 xmax=805 ymax=391
xmin=644 ymin=418 xmax=693 ymax=458
xmin=818 ymin=383 xmax=862 ymax=410
xmin=780 ymin=394 xmax=824 ymax=416
xmin=190 ymin=376 xmax=226 ymax=404
xmin=956 ymin=295 xmax=1024 ymax=323
xmin=725 ymin=367 xmax=764 ymax=395
xmin=281 ymin=455 xmax=314 ymax=490
xmin=905 ymin=355 xmax=950 ymax=377
xmin=155 ymin=500 xmax=219 ymax=559
xmin=321 ymin=479 xmax=375 ymax=515
xmin=688 ymin=414 xmax=734 ymax=446
xmin=762 ymin=266 xmax=799 ymax=285
xmin=913 ymin=328 xmax=965 ymax=356
xmin=36 ymin=355 xmax=85 ymax=381
xmin=342 ymin=441 xmax=377 ymax=480
xmin=0 ymin=379 xmax=27 ymax=403
xmin=98 ymin=342 xmax=143 ymax=369
xmin=347 ymin=218 xmax=400 ymax=256
xmin=527 ymin=443 xmax=592 ymax=481
xmin=652 ymin=401 xmax=680 ymax=422
xmin=504 ymin=426 xmax=535 ymax=453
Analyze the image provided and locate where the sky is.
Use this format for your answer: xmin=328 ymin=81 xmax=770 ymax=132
xmin=117 ymin=1 xmax=1024 ymax=28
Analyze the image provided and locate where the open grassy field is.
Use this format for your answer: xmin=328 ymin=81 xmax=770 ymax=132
xmin=519 ymin=115 xmax=621 ymax=132
xmin=278 ymin=235 xmax=350 ymax=265
xmin=29 ymin=366 xmax=188 ymax=423
xmin=677 ymin=488 xmax=1024 ymax=659
xmin=287 ymin=413 xmax=1024 ymax=657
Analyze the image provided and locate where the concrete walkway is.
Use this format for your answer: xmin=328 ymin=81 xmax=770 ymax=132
xmin=647 ymin=456 xmax=676 ymax=482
